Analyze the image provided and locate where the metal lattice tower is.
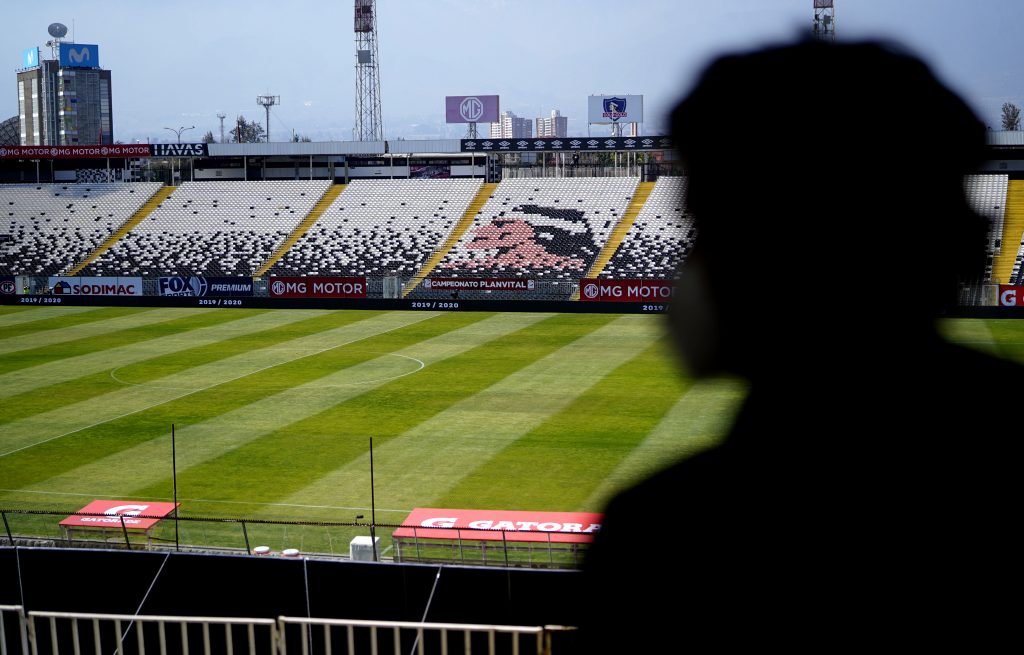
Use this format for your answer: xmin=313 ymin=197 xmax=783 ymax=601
xmin=256 ymin=95 xmax=279 ymax=142
xmin=354 ymin=0 xmax=383 ymax=141
xmin=216 ymin=112 xmax=226 ymax=143
xmin=813 ymin=0 xmax=836 ymax=42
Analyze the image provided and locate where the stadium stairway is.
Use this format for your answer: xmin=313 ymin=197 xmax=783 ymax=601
xmin=400 ymin=182 xmax=497 ymax=297
xmin=66 ymin=185 xmax=175 ymax=276
xmin=992 ymin=180 xmax=1024 ymax=284
xmin=253 ymin=184 xmax=346 ymax=277
xmin=570 ymin=180 xmax=654 ymax=299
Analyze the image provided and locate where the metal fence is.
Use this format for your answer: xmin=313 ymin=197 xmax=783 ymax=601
xmin=0 ymin=509 xmax=589 ymax=570
xmin=0 ymin=609 xmax=570 ymax=655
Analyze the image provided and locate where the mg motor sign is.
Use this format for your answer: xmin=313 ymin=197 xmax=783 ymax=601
xmin=445 ymin=95 xmax=500 ymax=124
xmin=424 ymin=278 xmax=534 ymax=291
xmin=59 ymin=500 xmax=179 ymax=530
xmin=269 ymin=276 xmax=367 ymax=298
xmin=579 ymin=278 xmax=674 ymax=302
xmin=998 ymin=285 xmax=1024 ymax=306
xmin=48 ymin=276 xmax=142 ymax=296
xmin=392 ymin=508 xmax=603 ymax=544
xmin=0 ymin=144 xmax=152 ymax=159
xmin=587 ymin=94 xmax=644 ymax=125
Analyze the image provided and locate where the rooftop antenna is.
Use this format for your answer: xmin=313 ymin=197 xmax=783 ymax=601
xmin=216 ymin=112 xmax=227 ymax=144
xmin=45 ymin=23 xmax=68 ymax=59
xmin=256 ymin=95 xmax=280 ymax=142
xmin=354 ymin=0 xmax=383 ymax=141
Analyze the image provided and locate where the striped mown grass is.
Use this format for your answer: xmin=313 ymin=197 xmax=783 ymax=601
xmin=3 ymin=307 xmax=1013 ymax=556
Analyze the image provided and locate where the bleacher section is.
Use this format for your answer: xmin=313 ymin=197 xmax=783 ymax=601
xmin=0 ymin=182 xmax=162 ymax=275
xmin=597 ymin=177 xmax=693 ymax=280
xmin=418 ymin=177 xmax=639 ymax=298
xmin=963 ymin=174 xmax=1009 ymax=282
xmin=269 ymin=179 xmax=482 ymax=278
xmin=82 ymin=181 xmax=331 ymax=277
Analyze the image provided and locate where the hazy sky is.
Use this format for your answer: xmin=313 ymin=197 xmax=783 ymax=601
xmin=5 ymin=0 xmax=1024 ymax=142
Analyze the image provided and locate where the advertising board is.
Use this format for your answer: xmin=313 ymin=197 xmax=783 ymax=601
xmin=445 ymin=95 xmax=500 ymax=124
xmin=392 ymin=508 xmax=603 ymax=544
xmin=423 ymin=278 xmax=534 ymax=291
xmin=587 ymin=94 xmax=643 ymax=124
xmin=22 ymin=47 xmax=39 ymax=69
xmin=48 ymin=276 xmax=143 ymax=296
xmin=269 ymin=276 xmax=367 ymax=299
xmin=0 ymin=276 xmax=15 ymax=295
xmin=59 ymin=43 xmax=100 ymax=68
xmin=578 ymin=278 xmax=674 ymax=302
xmin=59 ymin=500 xmax=179 ymax=530
xmin=460 ymin=136 xmax=669 ymax=153
xmin=158 ymin=276 xmax=254 ymax=297
xmin=998 ymin=285 xmax=1024 ymax=306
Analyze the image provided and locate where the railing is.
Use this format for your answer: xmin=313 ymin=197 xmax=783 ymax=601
xmin=0 ymin=609 xmax=572 ymax=655
xmin=27 ymin=611 xmax=277 ymax=655
xmin=0 ymin=605 xmax=29 ymax=655
xmin=0 ymin=509 xmax=590 ymax=570
xmin=277 ymin=617 xmax=569 ymax=655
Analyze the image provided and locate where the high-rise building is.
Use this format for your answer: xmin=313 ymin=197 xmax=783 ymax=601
xmin=16 ymin=42 xmax=112 ymax=146
xmin=489 ymin=111 xmax=532 ymax=139
xmin=535 ymin=109 xmax=568 ymax=138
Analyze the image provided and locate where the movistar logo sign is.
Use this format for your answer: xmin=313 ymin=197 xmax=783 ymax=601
xmin=59 ymin=43 xmax=100 ymax=68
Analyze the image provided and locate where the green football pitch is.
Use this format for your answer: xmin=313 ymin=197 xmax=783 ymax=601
xmin=0 ymin=306 xmax=1018 ymax=557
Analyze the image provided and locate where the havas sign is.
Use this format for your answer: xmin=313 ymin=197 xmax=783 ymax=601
xmin=150 ymin=143 xmax=209 ymax=157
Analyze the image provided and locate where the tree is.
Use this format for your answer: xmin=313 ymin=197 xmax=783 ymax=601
xmin=230 ymin=115 xmax=266 ymax=143
xmin=1001 ymin=102 xmax=1021 ymax=130
xmin=201 ymin=130 xmax=215 ymax=144
xmin=292 ymin=133 xmax=312 ymax=142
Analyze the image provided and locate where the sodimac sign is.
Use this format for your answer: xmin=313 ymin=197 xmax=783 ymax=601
xmin=48 ymin=276 xmax=143 ymax=296
xmin=579 ymin=278 xmax=674 ymax=302
xmin=392 ymin=508 xmax=603 ymax=544
xmin=268 ymin=276 xmax=367 ymax=299
xmin=59 ymin=500 xmax=179 ymax=530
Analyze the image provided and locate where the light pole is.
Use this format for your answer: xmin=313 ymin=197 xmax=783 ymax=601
xmin=163 ymin=125 xmax=195 ymax=143
xmin=162 ymin=126 xmax=194 ymax=185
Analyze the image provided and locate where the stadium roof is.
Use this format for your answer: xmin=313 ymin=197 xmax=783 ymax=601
xmin=986 ymin=131 xmax=1024 ymax=147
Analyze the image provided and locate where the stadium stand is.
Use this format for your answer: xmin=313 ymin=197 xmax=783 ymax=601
xmin=598 ymin=176 xmax=694 ymax=280
xmin=419 ymin=177 xmax=640 ymax=298
xmin=82 ymin=180 xmax=331 ymax=277
xmin=0 ymin=182 xmax=162 ymax=275
xmin=996 ymin=180 xmax=1024 ymax=284
xmin=963 ymin=174 xmax=1008 ymax=282
xmin=269 ymin=178 xmax=482 ymax=278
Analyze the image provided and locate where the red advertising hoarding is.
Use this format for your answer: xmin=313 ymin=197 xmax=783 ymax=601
xmin=392 ymin=508 xmax=603 ymax=544
xmin=0 ymin=144 xmax=153 ymax=159
xmin=998 ymin=285 xmax=1024 ymax=306
xmin=59 ymin=500 xmax=179 ymax=530
xmin=424 ymin=278 xmax=535 ymax=292
xmin=578 ymin=278 xmax=674 ymax=302
xmin=268 ymin=276 xmax=367 ymax=299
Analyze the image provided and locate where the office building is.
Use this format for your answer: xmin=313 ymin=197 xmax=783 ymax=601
xmin=16 ymin=43 xmax=112 ymax=146
xmin=535 ymin=109 xmax=568 ymax=138
xmin=489 ymin=111 xmax=532 ymax=139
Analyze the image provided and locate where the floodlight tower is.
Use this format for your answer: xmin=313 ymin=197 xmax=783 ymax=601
xmin=256 ymin=95 xmax=280 ymax=142
xmin=812 ymin=0 xmax=836 ymax=42
xmin=216 ymin=112 xmax=227 ymax=143
xmin=354 ymin=0 xmax=383 ymax=141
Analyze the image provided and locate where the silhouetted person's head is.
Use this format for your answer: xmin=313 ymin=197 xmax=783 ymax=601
xmin=669 ymin=40 xmax=989 ymax=379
